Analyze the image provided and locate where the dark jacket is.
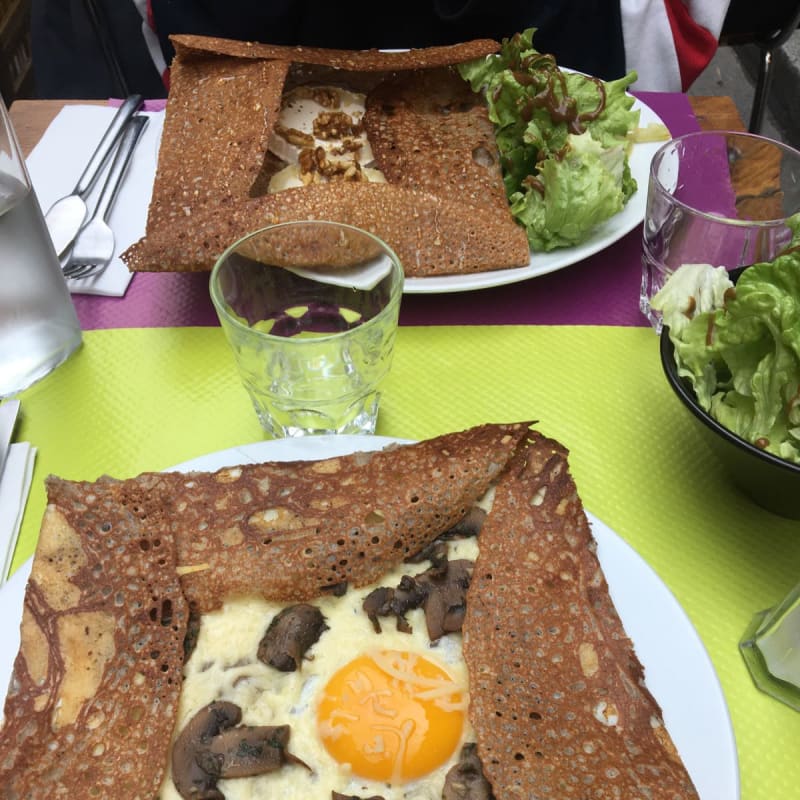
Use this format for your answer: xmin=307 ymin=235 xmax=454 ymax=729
xmin=30 ymin=0 xmax=625 ymax=99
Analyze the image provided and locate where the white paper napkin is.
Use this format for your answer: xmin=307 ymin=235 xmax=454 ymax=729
xmin=26 ymin=105 xmax=164 ymax=297
xmin=0 ymin=442 xmax=36 ymax=585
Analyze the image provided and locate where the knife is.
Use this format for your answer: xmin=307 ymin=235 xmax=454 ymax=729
xmin=0 ymin=400 xmax=20 ymax=480
xmin=44 ymin=94 xmax=144 ymax=258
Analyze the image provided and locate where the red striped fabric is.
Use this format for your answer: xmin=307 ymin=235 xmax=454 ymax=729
xmin=664 ymin=0 xmax=721 ymax=90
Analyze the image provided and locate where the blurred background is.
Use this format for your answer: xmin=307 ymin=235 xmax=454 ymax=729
xmin=690 ymin=30 xmax=800 ymax=149
xmin=1 ymin=0 xmax=799 ymax=148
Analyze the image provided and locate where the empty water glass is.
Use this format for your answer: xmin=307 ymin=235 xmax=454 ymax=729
xmin=210 ymin=220 xmax=404 ymax=437
xmin=640 ymin=130 xmax=800 ymax=331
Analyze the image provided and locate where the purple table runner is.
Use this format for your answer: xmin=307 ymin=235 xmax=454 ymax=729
xmin=73 ymin=92 xmax=699 ymax=331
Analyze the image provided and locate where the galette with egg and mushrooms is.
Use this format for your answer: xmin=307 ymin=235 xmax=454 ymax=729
xmin=0 ymin=423 xmax=699 ymax=799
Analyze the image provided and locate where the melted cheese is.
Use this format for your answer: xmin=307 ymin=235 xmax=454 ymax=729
xmin=269 ymin=163 xmax=387 ymax=192
xmin=159 ymin=537 xmax=479 ymax=800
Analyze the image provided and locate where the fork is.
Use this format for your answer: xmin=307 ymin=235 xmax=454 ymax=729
xmin=62 ymin=115 xmax=149 ymax=280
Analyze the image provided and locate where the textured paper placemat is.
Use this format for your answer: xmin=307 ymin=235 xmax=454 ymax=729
xmin=11 ymin=325 xmax=800 ymax=800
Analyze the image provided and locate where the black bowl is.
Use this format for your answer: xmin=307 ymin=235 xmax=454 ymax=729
xmin=659 ymin=329 xmax=800 ymax=519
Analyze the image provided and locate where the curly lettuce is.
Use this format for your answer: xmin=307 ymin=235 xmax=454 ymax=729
xmin=652 ymin=215 xmax=800 ymax=464
xmin=458 ymin=28 xmax=640 ymax=251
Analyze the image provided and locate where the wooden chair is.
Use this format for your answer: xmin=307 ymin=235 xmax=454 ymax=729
xmin=719 ymin=0 xmax=800 ymax=134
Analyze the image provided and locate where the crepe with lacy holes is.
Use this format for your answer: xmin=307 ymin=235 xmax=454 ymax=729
xmin=167 ymin=421 xmax=532 ymax=611
xmin=121 ymin=34 xmax=531 ymax=277
xmin=0 ymin=422 xmax=530 ymax=797
xmin=144 ymin=54 xmax=289 ymax=218
xmin=1 ymin=423 xmax=700 ymax=798
xmin=462 ymin=432 xmax=700 ymax=798
xmin=0 ymin=476 xmax=188 ymax=799
xmin=363 ymin=68 xmax=510 ymax=212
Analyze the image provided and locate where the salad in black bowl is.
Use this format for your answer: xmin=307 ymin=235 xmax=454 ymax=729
xmin=652 ymin=216 xmax=800 ymax=518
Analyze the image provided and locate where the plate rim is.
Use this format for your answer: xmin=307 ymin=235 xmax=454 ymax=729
xmin=0 ymin=434 xmax=739 ymax=798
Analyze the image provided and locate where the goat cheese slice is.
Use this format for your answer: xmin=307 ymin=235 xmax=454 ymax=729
xmin=268 ymin=85 xmax=376 ymax=166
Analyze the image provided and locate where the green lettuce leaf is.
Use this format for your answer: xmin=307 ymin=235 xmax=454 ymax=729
xmin=567 ymin=71 xmax=640 ymax=149
xmin=657 ymin=215 xmax=800 ymax=464
xmin=509 ymin=132 xmax=626 ymax=251
xmin=457 ymin=27 xmax=641 ymax=250
xmin=651 ymin=262 xmax=735 ymax=337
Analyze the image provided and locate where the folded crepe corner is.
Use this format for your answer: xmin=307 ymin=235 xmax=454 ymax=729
xmin=165 ymin=420 xmax=532 ymax=611
xmin=121 ymin=35 xmax=530 ymax=278
xmin=464 ymin=432 xmax=700 ymax=797
xmin=0 ymin=477 xmax=189 ymax=797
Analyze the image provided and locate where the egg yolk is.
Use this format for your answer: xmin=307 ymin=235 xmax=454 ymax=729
xmin=316 ymin=650 xmax=466 ymax=784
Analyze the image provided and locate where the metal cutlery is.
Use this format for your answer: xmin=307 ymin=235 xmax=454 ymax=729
xmin=45 ymin=94 xmax=143 ymax=258
xmin=61 ymin=115 xmax=149 ymax=280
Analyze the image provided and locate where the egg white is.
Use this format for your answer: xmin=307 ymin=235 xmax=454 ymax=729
xmin=158 ymin=537 xmax=478 ymax=800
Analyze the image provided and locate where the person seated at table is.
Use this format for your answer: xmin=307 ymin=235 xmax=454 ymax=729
xmin=138 ymin=0 xmax=731 ymax=92
xmin=30 ymin=0 xmax=730 ymax=100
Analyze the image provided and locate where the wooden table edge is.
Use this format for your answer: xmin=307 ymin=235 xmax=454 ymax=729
xmin=11 ymin=99 xmax=106 ymax=157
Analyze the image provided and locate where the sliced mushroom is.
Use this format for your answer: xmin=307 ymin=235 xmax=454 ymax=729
xmin=405 ymin=539 xmax=448 ymax=567
xmin=442 ymin=743 xmax=495 ymax=800
xmin=439 ymin=505 xmax=487 ymax=539
xmin=171 ymin=701 xmax=242 ymax=800
xmin=361 ymin=555 xmax=473 ymax=641
xmin=390 ymin=575 xmax=427 ymax=631
xmin=419 ymin=558 xmax=473 ymax=642
xmin=362 ymin=586 xmax=396 ymax=634
xmin=172 ymin=703 xmax=305 ymax=800
xmin=331 ymin=793 xmax=386 ymax=800
xmin=257 ymin=604 xmax=329 ymax=671
xmin=204 ymin=724 xmax=309 ymax=778
xmin=362 ymin=575 xmax=424 ymax=634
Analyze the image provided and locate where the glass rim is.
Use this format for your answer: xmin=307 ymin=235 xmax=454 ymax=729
xmin=209 ymin=219 xmax=405 ymax=342
xmin=649 ymin=129 xmax=800 ymax=227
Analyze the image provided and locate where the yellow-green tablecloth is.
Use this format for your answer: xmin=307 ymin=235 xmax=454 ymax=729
xmin=12 ymin=325 xmax=800 ymax=800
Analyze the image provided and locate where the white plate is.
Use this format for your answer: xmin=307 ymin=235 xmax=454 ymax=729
xmin=404 ymin=95 xmax=665 ymax=293
xmin=0 ymin=436 xmax=738 ymax=799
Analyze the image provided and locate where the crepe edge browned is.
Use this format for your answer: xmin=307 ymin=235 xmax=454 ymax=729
xmin=462 ymin=433 xmax=700 ymax=798
xmin=123 ymin=182 xmax=531 ymax=275
xmin=121 ymin=35 xmax=533 ymax=278
xmin=0 ymin=476 xmax=189 ymax=798
xmin=170 ymin=33 xmax=501 ymax=72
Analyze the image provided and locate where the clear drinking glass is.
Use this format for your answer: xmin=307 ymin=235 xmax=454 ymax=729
xmin=640 ymin=130 xmax=800 ymax=330
xmin=210 ymin=220 xmax=404 ymax=437
xmin=0 ymin=99 xmax=82 ymax=397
